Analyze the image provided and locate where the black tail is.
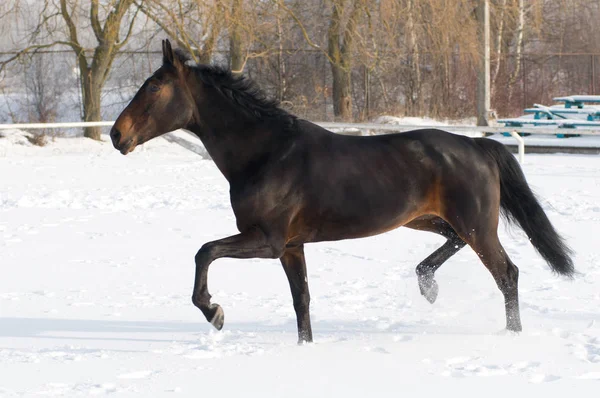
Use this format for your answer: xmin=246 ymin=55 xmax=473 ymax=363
xmin=476 ymin=138 xmax=575 ymax=276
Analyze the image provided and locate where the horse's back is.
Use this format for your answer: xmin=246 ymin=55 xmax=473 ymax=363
xmin=296 ymin=121 xmax=491 ymax=181
xmin=289 ymin=121 xmax=500 ymax=242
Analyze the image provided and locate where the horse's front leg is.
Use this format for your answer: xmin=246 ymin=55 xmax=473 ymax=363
xmin=280 ymin=245 xmax=312 ymax=344
xmin=192 ymin=227 xmax=284 ymax=330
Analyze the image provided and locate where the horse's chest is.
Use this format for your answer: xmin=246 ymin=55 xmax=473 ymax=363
xmin=229 ymin=179 xmax=295 ymax=231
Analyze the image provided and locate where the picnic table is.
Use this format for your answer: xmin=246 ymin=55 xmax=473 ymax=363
xmin=553 ymin=95 xmax=600 ymax=108
xmin=497 ymin=95 xmax=600 ymax=137
xmin=524 ymin=104 xmax=600 ymax=121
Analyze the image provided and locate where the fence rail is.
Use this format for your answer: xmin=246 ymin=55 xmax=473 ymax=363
xmin=2 ymin=120 xmax=600 ymax=163
xmin=0 ymin=121 xmax=114 ymax=130
xmin=320 ymin=123 xmax=600 ymax=163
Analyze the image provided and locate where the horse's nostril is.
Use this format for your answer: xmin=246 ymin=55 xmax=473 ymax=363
xmin=110 ymin=127 xmax=121 ymax=144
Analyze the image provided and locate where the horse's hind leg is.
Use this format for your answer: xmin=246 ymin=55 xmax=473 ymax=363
xmin=405 ymin=217 xmax=466 ymax=304
xmin=440 ymin=202 xmax=522 ymax=331
xmin=470 ymin=235 xmax=522 ymax=331
xmin=416 ymin=235 xmax=466 ymax=304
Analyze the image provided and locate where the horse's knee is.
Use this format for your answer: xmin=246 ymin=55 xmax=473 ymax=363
xmin=507 ymin=261 xmax=519 ymax=283
xmin=195 ymin=243 xmax=214 ymax=265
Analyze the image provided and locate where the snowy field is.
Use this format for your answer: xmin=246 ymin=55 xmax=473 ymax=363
xmin=1 ymin=130 xmax=599 ymax=397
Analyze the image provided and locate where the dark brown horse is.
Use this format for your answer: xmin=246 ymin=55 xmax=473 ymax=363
xmin=110 ymin=40 xmax=574 ymax=343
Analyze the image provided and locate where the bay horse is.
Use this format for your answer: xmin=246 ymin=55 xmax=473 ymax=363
xmin=110 ymin=40 xmax=574 ymax=343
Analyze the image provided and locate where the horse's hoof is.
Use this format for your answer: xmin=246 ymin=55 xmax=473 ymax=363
xmin=297 ymin=339 xmax=312 ymax=345
xmin=419 ymin=278 xmax=439 ymax=304
xmin=208 ymin=304 xmax=225 ymax=331
xmin=297 ymin=331 xmax=313 ymax=345
xmin=506 ymin=320 xmax=522 ymax=333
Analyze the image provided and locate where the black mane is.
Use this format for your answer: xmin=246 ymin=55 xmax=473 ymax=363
xmin=175 ymin=49 xmax=293 ymax=122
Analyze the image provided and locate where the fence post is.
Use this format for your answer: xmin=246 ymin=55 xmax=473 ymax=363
xmin=509 ymin=130 xmax=525 ymax=164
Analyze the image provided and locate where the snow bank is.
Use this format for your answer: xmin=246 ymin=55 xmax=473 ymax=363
xmin=1 ymin=127 xmax=599 ymax=396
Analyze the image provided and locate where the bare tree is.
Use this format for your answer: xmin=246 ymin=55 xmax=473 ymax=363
xmin=228 ymin=0 xmax=245 ymax=72
xmin=224 ymin=0 xmax=281 ymax=73
xmin=507 ymin=0 xmax=524 ymax=102
xmin=139 ymin=0 xmax=273 ymax=74
xmin=22 ymin=54 xmax=62 ymax=125
xmin=137 ymin=0 xmax=224 ymax=64
xmin=327 ymin=0 xmax=363 ymax=120
xmin=405 ymin=0 xmax=423 ymax=115
xmin=3 ymin=0 xmax=600 ymax=127
xmin=275 ymin=2 xmax=287 ymax=102
xmin=1 ymin=0 xmax=141 ymax=140
xmin=491 ymin=0 xmax=508 ymax=93
xmin=277 ymin=0 xmax=366 ymax=121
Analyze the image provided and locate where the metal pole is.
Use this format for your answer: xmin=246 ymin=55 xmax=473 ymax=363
xmin=476 ymin=0 xmax=491 ymax=126
xmin=323 ymin=54 xmax=328 ymax=121
xmin=523 ymin=58 xmax=527 ymax=109
xmin=592 ymin=55 xmax=596 ymax=95
xmin=364 ymin=66 xmax=370 ymax=120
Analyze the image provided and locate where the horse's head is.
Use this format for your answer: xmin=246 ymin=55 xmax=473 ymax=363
xmin=111 ymin=39 xmax=196 ymax=154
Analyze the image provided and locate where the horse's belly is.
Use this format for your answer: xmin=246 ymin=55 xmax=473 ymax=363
xmin=309 ymin=199 xmax=422 ymax=242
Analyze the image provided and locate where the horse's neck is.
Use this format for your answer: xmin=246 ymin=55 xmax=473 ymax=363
xmin=187 ymin=107 xmax=279 ymax=182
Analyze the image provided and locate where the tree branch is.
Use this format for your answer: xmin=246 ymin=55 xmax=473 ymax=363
xmin=341 ymin=0 xmax=362 ymax=65
xmin=116 ymin=3 xmax=141 ymax=50
xmin=274 ymin=0 xmax=334 ymax=64
xmin=59 ymin=0 xmax=84 ymax=55
xmin=0 ymin=42 xmax=70 ymax=76
xmin=135 ymin=1 xmax=188 ymax=51
xmin=90 ymin=0 xmax=103 ymax=42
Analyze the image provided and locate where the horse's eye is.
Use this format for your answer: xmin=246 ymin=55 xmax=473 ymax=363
xmin=149 ymin=84 xmax=160 ymax=93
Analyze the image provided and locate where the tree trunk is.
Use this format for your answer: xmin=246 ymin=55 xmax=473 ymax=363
xmin=229 ymin=36 xmax=244 ymax=73
xmin=327 ymin=0 xmax=361 ymax=121
xmin=81 ymin=72 xmax=103 ymax=140
xmin=508 ymin=0 xmax=525 ymax=102
xmin=330 ymin=63 xmax=353 ymax=120
xmin=229 ymin=0 xmax=244 ymax=73
xmin=57 ymin=0 xmax=137 ymax=140
xmin=276 ymin=4 xmax=286 ymax=102
xmin=81 ymin=44 xmax=113 ymax=140
xmin=405 ymin=0 xmax=422 ymax=115
xmin=491 ymin=0 xmax=507 ymax=96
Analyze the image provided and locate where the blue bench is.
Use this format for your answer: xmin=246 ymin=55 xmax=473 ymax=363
xmin=553 ymin=95 xmax=600 ymax=108
xmin=524 ymin=104 xmax=600 ymax=121
xmin=497 ymin=95 xmax=600 ymax=137
xmin=496 ymin=118 xmax=600 ymax=138
xmin=498 ymin=118 xmax=600 ymax=128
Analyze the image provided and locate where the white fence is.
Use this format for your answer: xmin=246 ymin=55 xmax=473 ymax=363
xmin=2 ymin=120 xmax=600 ymax=163
xmin=0 ymin=121 xmax=114 ymax=130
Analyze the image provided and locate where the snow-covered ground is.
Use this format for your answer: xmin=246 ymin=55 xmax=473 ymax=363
xmin=1 ymin=130 xmax=599 ymax=397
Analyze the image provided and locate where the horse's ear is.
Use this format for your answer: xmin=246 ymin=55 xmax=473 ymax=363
xmin=162 ymin=39 xmax=174 ymax=66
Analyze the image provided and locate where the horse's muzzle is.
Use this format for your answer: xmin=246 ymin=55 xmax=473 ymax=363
xmin=110 ymin=127 xmax=122 ymax=149
xmin=110 ymin=127 xmax=135 ymax=154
